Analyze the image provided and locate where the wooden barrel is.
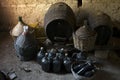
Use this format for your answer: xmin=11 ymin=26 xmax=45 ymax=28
xmin=88 ymin=12 xmax=112 ymax=45
xmin=44 ymin=2 xmax=76 ymax=42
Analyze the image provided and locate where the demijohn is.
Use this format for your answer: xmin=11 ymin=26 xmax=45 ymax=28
xmin=48 ymin=48 xmax=56 ymax=64
xmin=41 ymin=53 xmax=51 ymax=72
xmin=11 ymin=16 xmax=24 ymax=40
xmin=63 ymin=53 xmax=72 ymax=72
xmin=53 ymin=53 xmax=61 ymax=73
xmin=58 ymin=48 xmax=65 ymax=63
xmin=14 ymin=26 xmax=38 ymax=61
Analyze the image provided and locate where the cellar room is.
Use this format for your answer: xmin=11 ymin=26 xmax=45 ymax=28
xmin=0 ymin=0 xmax=120 ymax=80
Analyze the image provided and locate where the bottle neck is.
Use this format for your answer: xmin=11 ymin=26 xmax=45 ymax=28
xmin=22 ymin=26 xmax=28 ymax=35
xmin=40 ymin=50 xmax=44 ymax=54
xmin=18 ymin=16 xmax=26 ymax=25
xmin=45 ymin=53 xmax=48 ymax=57
xmin=18 ymin=17 xmax=23 ymax=23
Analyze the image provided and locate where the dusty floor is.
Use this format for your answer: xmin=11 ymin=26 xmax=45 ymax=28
xmin=0 ymin=32 xmax=120 ymax=80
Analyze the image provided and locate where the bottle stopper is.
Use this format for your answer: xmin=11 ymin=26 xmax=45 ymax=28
xmin=65 ymin=53 xmax=68 ymax=56
xmin=40 ymin=47 xmax=43 ymax=50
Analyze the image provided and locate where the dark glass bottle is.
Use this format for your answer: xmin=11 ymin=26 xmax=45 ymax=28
xmin=63 ymin=53 xmax=72 ymax=72
xmin=53 ymin=53 xmax=61 ymax=73
xmin=73 ymin=63 xmax=87 ymax=73
xmin=37 ymin=47 xmax=45 ymax=65
xmin=48 ymin=48 xmax=56 ymax=64
xmin=48 ymin=48 xmax=56 ymax=59
xmin=58 ymin=48 xmax=65 ymax=63
xmin=77 ymin=63 xmax=95 ymax=75
xmin=41 ymin=53 xmax=51 ymax=72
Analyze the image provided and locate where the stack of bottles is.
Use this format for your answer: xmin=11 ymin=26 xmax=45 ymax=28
xmin=37 ymin=47 xmax=72 ymax=73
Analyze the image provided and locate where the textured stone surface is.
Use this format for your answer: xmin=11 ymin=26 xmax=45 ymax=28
xmin=0 ymin=0 xmax=120 ymax=30
xmin=82 ymin=0 xmax=120 ymax=21
xmin=0 ymin=0 xmax=77 ymax=30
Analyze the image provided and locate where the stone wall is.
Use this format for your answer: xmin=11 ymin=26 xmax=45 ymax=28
xmin=0 ymin=0 xmax=120 ymax=30
xmin=0 ymin=0 xmax=77 ymax=30
xmin=82 ymin=0 xmax=120 ymax=21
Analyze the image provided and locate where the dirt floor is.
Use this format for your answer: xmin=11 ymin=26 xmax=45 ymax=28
xmin=0 ymin=32 xmax=120 ymax=80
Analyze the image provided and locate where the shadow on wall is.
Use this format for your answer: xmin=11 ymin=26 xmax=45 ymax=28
xmin=75 ymin=8 xmax=89 ymax=27
xmin=0 ymin=1 xmax=15 ymax=32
